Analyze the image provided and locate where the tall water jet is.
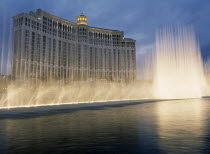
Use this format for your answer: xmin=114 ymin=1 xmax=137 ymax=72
xmin=204 ymin=57 xmax=210 ymax=95
xmin=204 ymin=57 xmax=210 ymax=73
xmin=153 ymin=26 xmax=206 ymax=99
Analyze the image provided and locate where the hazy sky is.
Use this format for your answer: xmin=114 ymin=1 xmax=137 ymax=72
xmin=0 ymin=0 xmax=210 ymax=62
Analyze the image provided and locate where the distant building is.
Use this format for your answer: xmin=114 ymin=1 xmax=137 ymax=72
xmin=12 ymin=9 xmax=136 ymax=82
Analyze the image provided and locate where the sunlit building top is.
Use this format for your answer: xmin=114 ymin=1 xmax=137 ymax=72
xmin=77 ymin=13 xmax=88 ymax=25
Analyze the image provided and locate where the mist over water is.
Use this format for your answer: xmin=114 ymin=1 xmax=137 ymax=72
xmin=0 ymin=81 xmax=153 ymax=108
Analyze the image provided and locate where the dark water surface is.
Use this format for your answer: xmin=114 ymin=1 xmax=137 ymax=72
xmin=0 ymin=98 xmax=210 ymax=154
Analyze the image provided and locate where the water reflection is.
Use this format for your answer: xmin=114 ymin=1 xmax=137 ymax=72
xmin=156 ymin=99 xmax=205 ymax=153
xmin=0 ymin=99 xmax=210 ymax=153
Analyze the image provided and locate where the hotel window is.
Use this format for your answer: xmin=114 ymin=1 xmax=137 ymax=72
xmin=68 ymin=43 xmax=71 ymax=66
xmin=31 ymin=32 xmax=35 ymax=62
xmin=63 ymin=42 xmax=67 ymax=66
xmin=24 ymin=30 xmax=29 ymax=59
xmin=25 ymin=17 xmax=28 ymax=26
xmin=37 ymin=23 xmax=40 ymax=30
xmin=42 ymin=36 xmax=46 ymax=63
xmin=17 ymin=17 xmax=23 ymax=26
xmin=35 ymin=34 xmax=40 ymax=63
xmin=48 ymin=38 xmax=52 ymax=65
xmin=58 ymin=41 xmax=61 ymax=66
xmin=58 ymin=23 xmax=62 ymax=30
xmin=52 ymin=39 xmax=56 ymax=65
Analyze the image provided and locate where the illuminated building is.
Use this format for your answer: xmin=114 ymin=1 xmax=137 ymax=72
xmin=12 ymin=9 xmax=136 ymax=82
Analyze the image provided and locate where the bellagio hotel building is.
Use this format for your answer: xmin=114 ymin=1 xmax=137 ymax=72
xmin=12 ymin=9 xmax=136 ymax=82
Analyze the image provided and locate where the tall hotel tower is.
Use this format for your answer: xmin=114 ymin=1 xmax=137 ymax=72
xmin=12 ymin=9 xmax=136 ymax=82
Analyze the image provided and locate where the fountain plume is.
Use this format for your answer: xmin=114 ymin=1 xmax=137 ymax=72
xmin=153 ymin=25 xmax=206 ymax=99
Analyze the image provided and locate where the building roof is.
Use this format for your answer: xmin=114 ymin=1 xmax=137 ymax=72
xmin=89 ymin=26 xmax=122 ymax=32
xmin=14 ymin=9 xmax=135 ymax=37
xmin=36 ymin=9 xmax=77 ymax=25
xmin=124 ymin=38 xmax=136 ymax=41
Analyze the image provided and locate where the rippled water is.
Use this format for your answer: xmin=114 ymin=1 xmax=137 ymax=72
xmin=0 ymin=98 xmax=210 ymax=153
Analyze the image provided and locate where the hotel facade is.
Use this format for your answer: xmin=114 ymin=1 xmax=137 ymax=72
xmin=12 ymin=9 xmax=136 ymax=82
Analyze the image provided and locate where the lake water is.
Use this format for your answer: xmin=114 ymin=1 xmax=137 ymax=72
xmin=0 ymin=98 xmax=210 ymax=153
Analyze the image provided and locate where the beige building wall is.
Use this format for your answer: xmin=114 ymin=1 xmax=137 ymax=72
xmin=12 ymin=9 xmax=136 ymax=82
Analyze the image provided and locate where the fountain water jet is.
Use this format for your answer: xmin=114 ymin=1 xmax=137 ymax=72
xmin=153 ymin=26 xmax=206 ymax=99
